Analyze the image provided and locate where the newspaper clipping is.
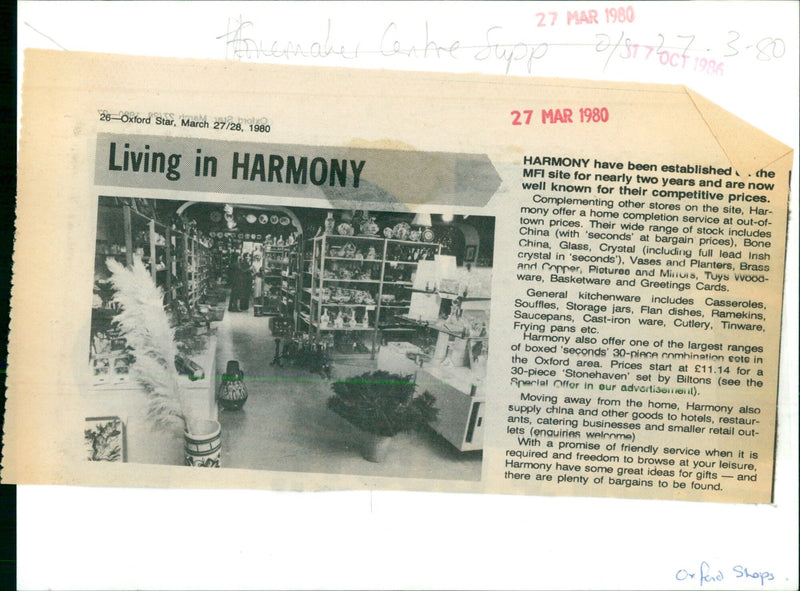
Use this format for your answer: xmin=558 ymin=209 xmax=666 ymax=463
xmin=4 ymin=50 xmax=792 ymax=503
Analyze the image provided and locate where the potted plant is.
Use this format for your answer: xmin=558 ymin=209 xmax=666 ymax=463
xmin=106 ymin=258 xmax=221 ymax=467
xmin=327 ymin=370 xmax=438 ymax=462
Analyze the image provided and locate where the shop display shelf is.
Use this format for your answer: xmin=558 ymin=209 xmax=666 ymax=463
xmin=312 ymin=300 xmax=377 ymax=310
xmin=314 ymin=323 xmax=374 ymax=331
xmin=385 ymin=238 xmax=439 ymax=246
xmin=302 ymin=233 xmax=443 ymax=360
xmin=318 ymin=278 xmax=381 ymax=284
xmin=322 ymin=256 xmax=383 ymax=263
xmin=313 ymin=234 xmax=384 ymax=242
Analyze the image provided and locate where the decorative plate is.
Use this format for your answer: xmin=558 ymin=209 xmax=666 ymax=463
xmin=422 ymin=228 xmax=435 ymax=242
xmin=270 ymin=215 xmax=279 ymax=224
xmin=209 ymin=211 xmax=222 ymax=222
xmin=245 ymin=214 xmax=257 ymax=224
xmin=258 ymin=214 xmax=269 ymax=224
xmin=280 ymin=216 xmax=290 ymax=225
xmin=392 ymin=222 xmax=411 ymax=241
xmin=337 ymin=223 xmax=354 ymax=236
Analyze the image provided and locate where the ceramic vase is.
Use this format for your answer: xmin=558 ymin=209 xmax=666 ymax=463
xmin=324 ymin=212 xmax=336 ymax=234
xmin=218 ymin=360 xmax=248 ymax=410
xmin=184 ymin=419 xmax=222 ymax=467
xmin=361 ymin=431 xmax=393 ymax=463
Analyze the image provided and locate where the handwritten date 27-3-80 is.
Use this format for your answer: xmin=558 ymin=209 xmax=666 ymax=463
xmin=511 ymin=107 xmax=609 ymax=125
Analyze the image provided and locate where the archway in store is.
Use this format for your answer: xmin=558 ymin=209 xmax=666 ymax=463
xmin=176 ymin=201 xmax=305 ymax=238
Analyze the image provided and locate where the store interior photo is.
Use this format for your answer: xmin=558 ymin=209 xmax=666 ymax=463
xmin=86 ymin=196 xmax=494 ymax=481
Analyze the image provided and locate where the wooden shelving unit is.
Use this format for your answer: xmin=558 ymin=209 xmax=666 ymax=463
xmin=260 ymin=245 xmax=289 ymax=315
xmin=279 ymin=243 xmax=301 ymax=328
xmin=182 ymin=231 xmax=212 ymax=307
xmin=91 ymin=202 xmax=212 ymax=381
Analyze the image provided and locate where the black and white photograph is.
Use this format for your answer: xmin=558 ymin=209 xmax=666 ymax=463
xmin=88 ymin=196 xmax=494 ymax=480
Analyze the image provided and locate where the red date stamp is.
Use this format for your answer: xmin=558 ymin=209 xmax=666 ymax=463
xmin=511 ymin=107 xmax=609 ymax=125
xmin=534 ymin=6 xmax=636 ymax=27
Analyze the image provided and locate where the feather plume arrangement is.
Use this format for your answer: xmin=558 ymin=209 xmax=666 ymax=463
xmin=106 ymin=258 xmax=186 ymax=429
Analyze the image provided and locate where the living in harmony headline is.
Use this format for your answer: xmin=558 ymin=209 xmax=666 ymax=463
xmin=94 ymin=133 xmax=501 ymax=207
xmin=106 ymin=140 xmax=367 ymax=186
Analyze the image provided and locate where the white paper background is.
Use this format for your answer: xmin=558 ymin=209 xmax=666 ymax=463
xmin=16 ymin=2 xmax=799 ymax=589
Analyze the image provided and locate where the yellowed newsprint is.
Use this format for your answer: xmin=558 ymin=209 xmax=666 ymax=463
xmin=4 ymin=49 xmax=792 ymax=502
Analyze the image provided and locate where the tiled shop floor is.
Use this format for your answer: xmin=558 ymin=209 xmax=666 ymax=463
xmin=214 ymin=309 xmax=482 ymax=481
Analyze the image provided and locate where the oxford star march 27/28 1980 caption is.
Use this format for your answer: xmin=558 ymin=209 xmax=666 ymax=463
xmin=97 ymin=110 xmax=272 ymax=133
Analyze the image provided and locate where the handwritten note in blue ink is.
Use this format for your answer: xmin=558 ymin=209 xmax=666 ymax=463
xmin=675 ymin=561 xmax=776 ymax=587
